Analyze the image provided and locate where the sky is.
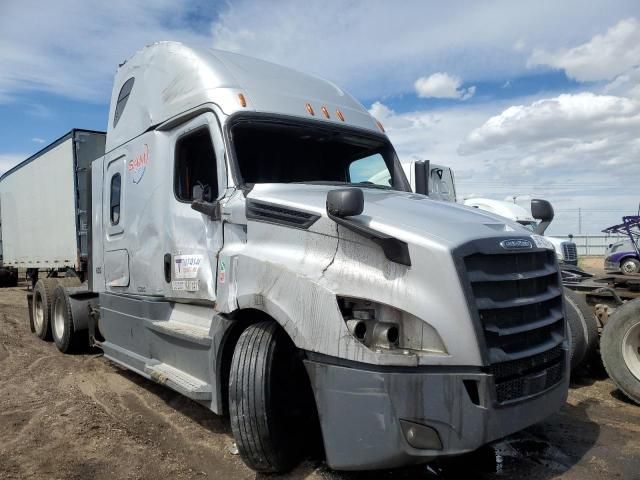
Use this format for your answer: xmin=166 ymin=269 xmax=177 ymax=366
xmin=1 ymin=0 xmax=639 ymax=235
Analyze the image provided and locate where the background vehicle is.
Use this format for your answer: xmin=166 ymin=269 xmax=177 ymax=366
xmin=464 ymin=197 xmax=579 ymax=267
xmin=1 ymin=42 xmax=569 ymax=472
xmin=603 ymin=216 xmax=640 ymax=275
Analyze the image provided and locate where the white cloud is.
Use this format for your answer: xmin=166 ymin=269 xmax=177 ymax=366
xmin=604 ymin=65 xmax=640 ymax=99
xmin=0 ymin=0 xmax=211 ymax=103
xmin=31 ymin=138 xmax=45 ymax=144
xmin=459 ymin=93 xmax=640 ymax=157
xmin=527 ymin=18 xmax=640 ymax=82
xmin=1 ymin=0 xmax=634 ymax=103
xmin=414 ymin=73 xmax=475 ymax=100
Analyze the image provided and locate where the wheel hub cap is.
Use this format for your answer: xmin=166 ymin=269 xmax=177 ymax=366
xmin=54 ymin=298 xmax=65 ymax=340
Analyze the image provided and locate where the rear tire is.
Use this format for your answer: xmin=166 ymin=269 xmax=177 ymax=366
xmin=229 ymin=321 xmax=312 ymax=473
xmin=51 ymin=284 xmax=82 ymax=353
xmin=601 ymin=300 xmax=640 ymax=404
xmin=621 ymin=258 xmax=640 ymax=275
xmin=32 ymin=279 xmax=58 ymax=340
xmin=32 ymin=277 xmax=81 ymax=341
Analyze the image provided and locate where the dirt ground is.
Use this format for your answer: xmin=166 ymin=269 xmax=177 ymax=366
xmin=1 ymin=274 xmax=639 ymax=479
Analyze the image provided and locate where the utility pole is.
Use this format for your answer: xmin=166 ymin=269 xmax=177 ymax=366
xmin=578 ymin=208 xmax=582 ymax=234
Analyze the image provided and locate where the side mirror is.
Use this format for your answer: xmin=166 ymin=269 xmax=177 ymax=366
xmin=531 ymin=198 xmax=554 ymax=222
xmin=327 ymin=188 xmax=364 ymax=218
xmin=414 ymin=160 xmax=430 ymax=195
xmin=191 ymin=199 xmax=221 ymax=220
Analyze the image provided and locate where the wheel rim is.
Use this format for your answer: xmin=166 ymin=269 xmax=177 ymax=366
xmin=34 ymin=293 xmax=44 ymax=333
xmin=622 ymin=261 xmax=637 ymax=274
xmin=53 ymin=297 xmax=65 ymax=341
xmin=622 ymin=321 xmax=640 ymax=382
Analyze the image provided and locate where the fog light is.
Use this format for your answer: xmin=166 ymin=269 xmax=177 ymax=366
xmin=400 ymin=419 xmax=442 ymax=450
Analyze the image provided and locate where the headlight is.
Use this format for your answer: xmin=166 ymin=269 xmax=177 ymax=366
xmin=338 ymin=296 xmax=447 ymax=354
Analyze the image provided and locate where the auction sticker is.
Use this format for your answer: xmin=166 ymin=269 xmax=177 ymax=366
xmin=174 ymin=255 xmax=203 ymax=279
xmin=172 ymin=280 xmax=200 ymax=292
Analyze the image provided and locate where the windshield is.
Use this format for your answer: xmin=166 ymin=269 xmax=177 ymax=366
xmin=231 ymin=119 xmax=410 ymax=191
xmin=518 ymin=221 xmax=537 ymax=232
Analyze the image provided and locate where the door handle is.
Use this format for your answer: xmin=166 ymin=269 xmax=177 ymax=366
xmin=164 ymin=254 xmax=171 ymax=283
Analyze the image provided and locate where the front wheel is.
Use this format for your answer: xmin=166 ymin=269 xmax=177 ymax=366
xmin=229 ymin=321 xmax=314 ymax=473
xmin=621 ymin=258 xmax=640 ymax=275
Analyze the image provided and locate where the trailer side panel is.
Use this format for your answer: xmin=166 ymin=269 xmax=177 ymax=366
xmin=0 ymin=136 xmax=80 ymax=269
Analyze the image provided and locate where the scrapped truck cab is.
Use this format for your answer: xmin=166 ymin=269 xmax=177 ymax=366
xmin=8 ymin=42 xmax=568 ymax=473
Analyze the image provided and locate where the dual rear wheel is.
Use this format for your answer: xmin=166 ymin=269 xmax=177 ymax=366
xmin=31 ymin=277 xmax=82 ymax=352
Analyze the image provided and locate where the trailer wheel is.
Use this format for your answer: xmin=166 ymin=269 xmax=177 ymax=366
xmin=51 ymin=284 xmax=83 ymax=353
xmin=229 ymin=321 xmax=312 ymax=473
xmin=601 ymin=299 xmax=640 ymax=404
xmin=620 ymin=258 xmax=640 ymax=275
xmin=564 ymin=288 xmax=598 ymax=370
xmin=32 ymin=278 xmax=59 ymax=340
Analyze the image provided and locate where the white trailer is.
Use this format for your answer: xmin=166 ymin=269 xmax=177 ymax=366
xmin=0 ymin=129 xmax=105 ymax=281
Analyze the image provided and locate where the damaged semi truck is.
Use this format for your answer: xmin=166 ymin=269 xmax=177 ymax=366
xmin=1 ymin=42 xmax=570 ymax=472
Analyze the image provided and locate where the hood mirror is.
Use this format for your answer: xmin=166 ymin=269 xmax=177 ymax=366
xmin=531 ymin=198 xmax=554 ymax=235
xmin=327 ymin=188 xmax=364 ymax=218
xmin=531 ymin=199 xmax=554 ymax=222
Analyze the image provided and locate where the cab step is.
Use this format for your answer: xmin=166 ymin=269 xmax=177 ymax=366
xmin=144 ymin=319 xmax=211 ymax=346
xmin=144 ymin=362 xmax=212 ymax=401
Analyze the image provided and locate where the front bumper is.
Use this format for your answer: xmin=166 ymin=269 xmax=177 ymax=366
xmin=304 ymin=353 xmax=569 ymax=471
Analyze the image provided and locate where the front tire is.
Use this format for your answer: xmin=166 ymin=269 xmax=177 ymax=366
xmin=229 ymin=321 xmax=312 ymax=473
xmin=621 ymin=258 xmax=640 ymax=275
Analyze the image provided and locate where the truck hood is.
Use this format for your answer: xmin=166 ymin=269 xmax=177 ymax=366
xmin=247 ymin=183 xmax=526 ymax=249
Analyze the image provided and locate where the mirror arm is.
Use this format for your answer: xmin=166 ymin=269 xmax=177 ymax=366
xmin=191 ymin=199 xmax=221 ymax=220
xmin=327 ymin=212 xmax=411 ymax=266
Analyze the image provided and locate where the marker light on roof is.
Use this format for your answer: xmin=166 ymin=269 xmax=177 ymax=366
xmin=321 ymin=106 xmax=330 ymax=119
xmin=305 ymin=103 xmax=315 ymax=116
xmin=336 ymin=109 xmax=345 ymax=121
xmin=376 ymin=120 xmax=386 ymax=133
xmin=238 ymin=93 xmax=247 ymax=107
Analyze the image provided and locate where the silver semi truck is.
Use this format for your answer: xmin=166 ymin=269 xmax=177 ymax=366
xmin=2 ymin=42 xmax=569 ymax=472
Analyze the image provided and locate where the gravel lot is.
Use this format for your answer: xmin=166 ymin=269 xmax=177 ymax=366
xmin=1 ymin=277 xmax=639 ymax=480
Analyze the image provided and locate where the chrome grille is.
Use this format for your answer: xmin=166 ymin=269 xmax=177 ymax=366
xmin=561 ymin=242 xmax=578 ymax=262
xmin=462 ymin=247 xmax=566 ymax=403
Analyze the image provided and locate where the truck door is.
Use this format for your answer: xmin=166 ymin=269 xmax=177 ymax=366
xmin=164 ymin=112 xmax=227 ymax=302
xmin=102 ymin=154 xmax=130 ymax=288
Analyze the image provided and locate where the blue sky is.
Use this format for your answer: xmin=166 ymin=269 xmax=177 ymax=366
xmin=1 ymin=0 xmax=639 ymax=234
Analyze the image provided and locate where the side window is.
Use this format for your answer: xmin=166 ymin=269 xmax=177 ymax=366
xmin=348 ymin=153 xmax=390 ymax=186
xmin=113 ymin=77 xmax=135 ymax=128
xmin=175 ymin=128 xmax=218 ymax=202
xmin=110 ymin=173 xmax=121 ymax=225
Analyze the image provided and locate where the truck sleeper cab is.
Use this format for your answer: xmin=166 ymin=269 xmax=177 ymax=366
xmin=18 ymin=42 xmax=568 ymax=473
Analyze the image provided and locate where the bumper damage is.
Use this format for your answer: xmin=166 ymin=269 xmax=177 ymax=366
xmin=304 ymin=354 xmax=569 ymax=471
